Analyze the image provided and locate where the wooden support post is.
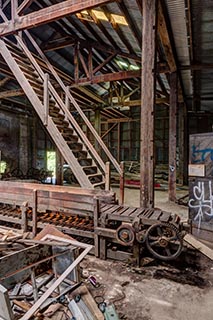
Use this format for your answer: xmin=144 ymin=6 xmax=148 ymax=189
xmin=118 ymin=122 xmax=121 ymax=162
xmin=105 ymin=161 xmax=110 ymax=191
xmin=177 ymin=102 xmax=184 ymax=185
xmin=43 ymin=73 xmax=49 ymax=126
xmin=120 ymin=161 xmax=125 ymax=205
xmin=99 ymin=237 xmax=106 ymax=260
xmin=183 ymin=104 xmax=188 ymax=184
xmin=140 ymin=0 xmax=157 ymax=208
xmin=56 ymin=150 xmax=63 ymax=185
xmin=88 ymin=47 xmax=93 ymax=79
xmin=32 ymin=189 xmax=37 ymax=237
xmin=0 ymin=150 xmax=1 ymax=179
xmin=74 ymin=43 xmax=79 ymax=83
xmin=21 ymin=204 xmax=28 ymax=232
xmin=168 ymin=72 xmax=178 ymax=201
xmin=93 ymin=197 xmax=99 ymax=258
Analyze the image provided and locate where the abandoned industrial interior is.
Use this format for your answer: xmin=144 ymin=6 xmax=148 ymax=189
xmin=0 ymin=0 xmax=212 ymax=319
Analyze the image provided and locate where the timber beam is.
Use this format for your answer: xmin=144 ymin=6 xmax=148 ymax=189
xmin=0 ymin=89 xmax=24 ymax=98
xmin=0 ymin=77 xmax=10 ymax=87
xmin=43 ymin=36 xmax=142 ymax=62
xmin=0 ymin=0 xmax=114 ymax=36
xmin=72 ymin=63 xmax=168 ymax=87
xmin=112 ymin=97 xmax=169 ymax=108
xmin=140 ymin=0 xmax=157 ymax=208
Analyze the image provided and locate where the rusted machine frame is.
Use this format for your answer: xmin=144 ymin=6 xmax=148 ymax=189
xmin=0 ymin=181 xmax=183 ymax=262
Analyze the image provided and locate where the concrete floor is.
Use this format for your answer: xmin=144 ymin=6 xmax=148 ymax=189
xmin=82 ymin=188 xmax=213 ymax=320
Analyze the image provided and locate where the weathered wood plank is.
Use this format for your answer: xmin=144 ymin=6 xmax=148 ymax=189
xmin=0 ymin=285 xmax=14 ymax=320
xmin=0 ymin=181 xmax=115 ymax=199
xmin=168 ymin=72 xmax=178 ymax=201
xmin=140 ymin=0 xmax=157 ymax=208
xmin=184 ymin=233 xmax=213 ymax=260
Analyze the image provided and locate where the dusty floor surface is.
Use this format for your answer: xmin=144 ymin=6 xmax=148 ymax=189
xmin=81 ymin=188 xmax=213 ymax=320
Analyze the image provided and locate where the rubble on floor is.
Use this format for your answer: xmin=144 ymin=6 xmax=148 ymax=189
xmin=0 ymin=225 xmax=212 ymax=320
xmin=0 ymin=226 xmax=120 ymax=320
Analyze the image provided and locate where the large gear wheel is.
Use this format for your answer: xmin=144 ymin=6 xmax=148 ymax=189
xmin=145 ymin=222 xmax=183 ymax=261
xmin=116 ymin=224 xmax=135 ymax=246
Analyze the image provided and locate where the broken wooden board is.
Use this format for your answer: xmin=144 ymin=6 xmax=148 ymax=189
xmin=0 ymin=284 xmax=14 ymax=320
xmin=184 ymin=233 xmax=213 ymax=260
xmin=34 ymin=224 xmax=75 ymax=241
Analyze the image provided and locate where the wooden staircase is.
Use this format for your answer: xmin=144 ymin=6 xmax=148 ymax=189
xmin=0 ymin=36 xmax=122 ymax=189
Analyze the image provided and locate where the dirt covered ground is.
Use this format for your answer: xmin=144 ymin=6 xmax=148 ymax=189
xmin=81 ymin=188 xmax=213 ymax=320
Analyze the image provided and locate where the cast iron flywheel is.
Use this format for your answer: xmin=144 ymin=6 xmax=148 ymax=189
xmin=145 ymin=222 xmax=183 ymax=261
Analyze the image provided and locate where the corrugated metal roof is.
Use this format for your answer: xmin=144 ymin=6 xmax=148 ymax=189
xmin=191 ymin=0 xmax=213 ymax=110
xmin=165 ymin=0 xmax=192 ymax=97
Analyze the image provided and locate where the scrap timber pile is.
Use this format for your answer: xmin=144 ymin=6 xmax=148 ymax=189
xmin=0 ymin=225 xmax=120 ymax=320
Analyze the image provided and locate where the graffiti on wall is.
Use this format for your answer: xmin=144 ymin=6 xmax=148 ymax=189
xmin=189 ymin=180 xmax=213 ymax=228
xmin=191 ymin=145 xmax=213 ymax=163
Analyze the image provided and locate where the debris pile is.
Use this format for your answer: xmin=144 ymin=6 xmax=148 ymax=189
xmin=0 ymin=226 xmax=120 ymax=320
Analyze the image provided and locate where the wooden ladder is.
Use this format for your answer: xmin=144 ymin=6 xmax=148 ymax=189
xmin=0 ymin=36 xmax=121 ymax=189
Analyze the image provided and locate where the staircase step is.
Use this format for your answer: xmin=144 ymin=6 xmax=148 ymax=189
xmin=62 ymin=130 xmax=74 ymax=137
xmin=79 ymin=159 xmax=93 ymax=166
xmin=28 ymin=78 xmax=43 ymax=88
xmin=56 ymin=123 xmax=69 ymax=130
xmin=50 ymin=112 xmax=64 ymax=119
xmin=33 ymin=87 xmax=44 ymax=95
xmin=49 ymin=105 xmax=60 ymax=113
xmin=24 ymin=72 xmax=42 ymax=83
xmin=64 ymin=136 xmax=79 ymax=143
xmin=14 ymin=56 xmax=35 ymax=71
xmin=73 ymin=150 xmax=88 ymax=158
xmin=67 ymin=142 xmax=83 ymax=151
xmin=87 ymin=173 xmax=102 ymax=179
xmin=82 ymin=166 xmax=97 ymax=174
xmin=50 ymin=114 xmax=63 ymax=125
xmin=92 ymin=181 xmax=106 ymax=188
xmin=6 ymin=45 xmax=28 ymax=60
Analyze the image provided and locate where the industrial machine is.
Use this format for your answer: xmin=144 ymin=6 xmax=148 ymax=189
xmin=0 ymin=181 xmax=184 ymax=262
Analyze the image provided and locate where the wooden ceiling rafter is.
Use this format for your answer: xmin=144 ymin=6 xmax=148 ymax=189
xmin=71 ymin=69 xmax=141 ymax=87
xmin=0 ymin=0 xmax=115 ymax=36
xmin=0 ymin=76 xmax=10 ymax=87
xmin=43 ymin=36 xmax=141 ymax=62
xmin=0 ymin=88 xmax=24 ymax=98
